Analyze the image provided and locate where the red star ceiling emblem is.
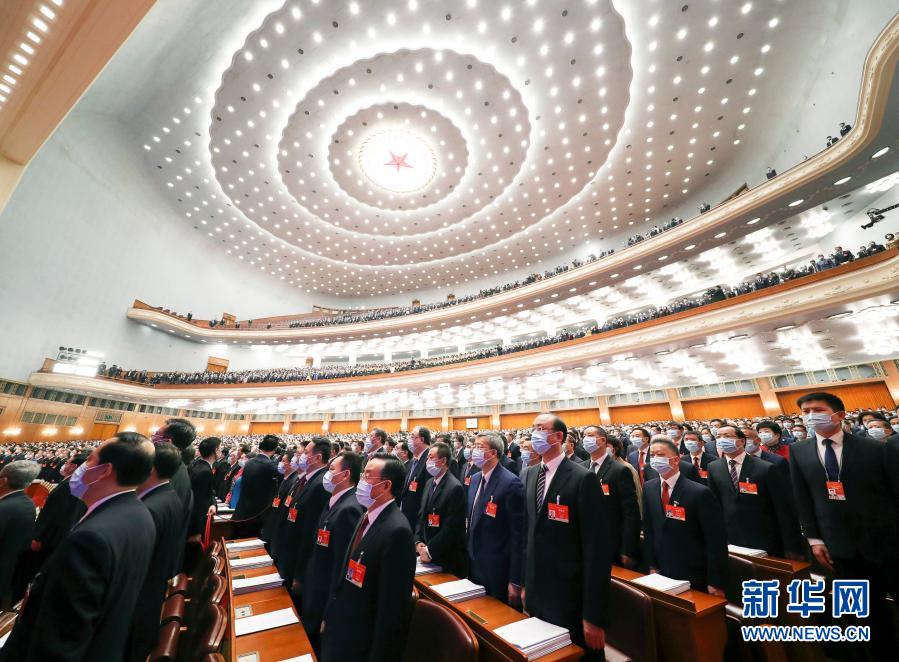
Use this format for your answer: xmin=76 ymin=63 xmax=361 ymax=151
xmin=384 ymin=151 xmax=413 ymax=173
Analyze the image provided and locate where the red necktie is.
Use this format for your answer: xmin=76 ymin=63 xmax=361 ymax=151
xmin=639 ymin=451 xmax=646 ymax=486
xmin=661 ymin=481 xmax=670 ymax=509
xmin=349 ymin=513 xmax=370 ymax=557
xmin=693 ymin=457 xmax=700 ymax=469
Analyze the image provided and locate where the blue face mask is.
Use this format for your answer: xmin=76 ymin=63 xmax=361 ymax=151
xmin=277 ymin=463 xmax=286 ymax=475
xmin=520 ymin=450 xmax=532 ymax=465
xmin=745 ymin=440 xmax=760 ymax=454
xmin=684 ymin=440 xmax=701 ymax=454
xmin=649 ymin=456 xmax=675 ymax=477
xmin=867 ymin=427 xmax=886 ymax=440
xmin=803 ymin=412 xmax=836 ymax=432
xmin=69 ymin=462 xmax=107 ymax=500
xmin=758 ymin=432 xmax=775 ymax=445
xmin=297 ymin=455 xmax=309 ymax=472
xmin=355 ymin=478 xmax=383 ymax=508
xmin=716 ymin=438 xmax=738 ymax=454
xmin=322 ymin=470 xmax=340 ymax=493
xmin=531 ymin=430 xmax=553 ymax=455
xmin=426 ymin=460 xmax=441 ymax=477
xmin=793 ymin=430 xmax=807 ymax=440
xmin=582 ymin=436 xmax=600 ymax=454
xmin=463 ymin=447 xmax=472 ymax=460
xmin=666 ymin=429 xmax=680 ymax=440
xmin=471 ymin=448 xmax=487 ymax=467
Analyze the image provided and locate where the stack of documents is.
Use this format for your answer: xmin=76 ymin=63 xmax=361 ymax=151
xmin=225 ymin=538 xmax=265 ymax=552
xmin=217 ymin=505 xmax=235 ymax=514
xmin=728 ymin=544 xmax=767 ymax=557
xmin=632 ymin=573 xmax=690 ymax=595
xmin=234 ymin=607 xmax=299 ymax=636
xmin=230 ymin=554 xmax=274 ymax=570
xmin=431 ymin=578 xmax=485 ymax=602
xmin=232 ymin=572 xmax=283 ymax=594
xmin=494 ymin=617 xmax=571 ymax=660
xmin=415 ymin=560 xmax=443 ymax=576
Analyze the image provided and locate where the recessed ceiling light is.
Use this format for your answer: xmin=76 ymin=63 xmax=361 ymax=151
xmin=788 ymin=199 xmax=804 ymax=207
xmin=871 ymin=147 xmax=890 ymax=158
xmin=714 ymin=232 xmax=727 ymax=238
xmin=774 ymin=325 xmax=796 ymax=331
xmin=747 ymin=217 xmax=760 ymax=225
xmin=685 ymin=244 xmax=696 ymax=250
xmin=826 ymin=311 xmax=853 ymax=319
xmin=729 ymin=334 xmax=749 ymax=341
xmin=834 ymin=176 xmax=852 ymax=185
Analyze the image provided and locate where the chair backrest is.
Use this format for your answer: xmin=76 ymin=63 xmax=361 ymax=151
xmin=149 ymin=619 xmax=180 ymax=662
xmin=726 ymin=554 xmax=756 ymax=605
xmin=159 ymin=593 xmax=186 ymax=625
xmin=606 ymin=578 xmax=657 ymax=662
xmin=25 ymin=482 xmax=50 ymax=509
xmin=403 ymin=599 xmax=478 ymax=662
xmin=193 ymin=603 xmax=227 ymax=657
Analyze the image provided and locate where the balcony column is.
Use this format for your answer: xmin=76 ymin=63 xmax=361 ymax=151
xmin=282 ymin=415 xmax=292 ymax=434
xmin=400 ymin=410 xmax=410 ymax=432
xmin=666 ymin=388 xmax=685 ymax=422
xmin=754 ymin=378 xmax=784 ymax=417
xmin=441 ymin=408 xmax=450 ymax=432
xmin=361 ymin=412 xmax=370 ymax=433
xmin=348 ymin=352 xmax=357 ymax=366
xmin=491 ymin=404 xmax=501 ymax=429
xmin=384 ymin=351 xmax=392 ymax=363
xmin=321 ymin=414 xmax=331 ymax=434
xmin=597 ymin=395 xmax=612 ymax=426
xmin=881 ymin=361 xmax=899 ymax=406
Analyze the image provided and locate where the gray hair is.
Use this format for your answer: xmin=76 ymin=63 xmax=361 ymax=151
xmin=476 ymin=431 xmax=505 ymax=455
xmin=1 ymin=460 xmax=40 ymax=490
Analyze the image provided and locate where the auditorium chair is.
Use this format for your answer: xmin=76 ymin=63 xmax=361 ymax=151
xmin=605 ymin=578 xmax=657 ymax=662
xmin=403 ymin=598 xmax=478 ymax=662
xmin=724 ymin=604 xmax=789 ymax=662
xmin=24 ymin=482 xmax=50 ymax=509
xmin=167 ymin=573 xmax=189 ymax=598
xmin=159 ymin=592 xmax=187 ymax=625
xmin=211 ymin=506 xmax=271 ymax=540
xmin=199 ymin=655 xmax=225 ymax=662
xmin=186 ymin=573 xmax=226 ymax=625
xmin=149 ymin=619 xmax=181 ymax=662
xmin=178 ymin=603 xmax=226 ymax=661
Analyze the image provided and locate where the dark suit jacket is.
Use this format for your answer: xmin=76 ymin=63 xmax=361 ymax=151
xmin=212 ymin=458 xmax=230 ymax=499
xmin=0 ymin=492 xmax=155 ymax=662
xmin=415 ymin=471 xmax=467 ymax=577
xmin=188 ymin=460 xmax=216 ymax=536
xmin=263 ymin=472 xmax=297 ymax=548
xmin=707 ymin=454 xmax=802 ymax=557
xmin=130 ymin=483 xmax=187 ymax=661
xmin=400 ymin=452 xmax=431 ymax=528
xmin=465 ymin=465 xmax=525 ymax=601
xmin=170 ymin=461 xmax=193 ymax=513
xmin=642 ymin=474 xmax=728 ymax=590
xmin=681 ymin=451 xmax=718 ymax=484
xmin=790 ymin=432 xmax=899 ymax=562
xmin=0 ymin=491 xmax=36 ymax=601
xmin=272 ymin=468 xmax=329 ymax=585
xmin=628 ymin=449 xmax=701 ymax=484
xmin=321 ymin=501 xmax=415 ymax=662
xmin=31 ymin=478 xmax=86 ymax=553
xmin=301 ymin=488 xmax=365 ymax=644
xmin=523 ymin=456 xmax=611 ymax=644
xmin=586 ymin=455 xmax=641 ymax=561
xmin=219 ymin=462 xmax=240 ymax=501
xmin=459 ymin=461 xmax=480 ymax=488
xmin=233 ymin=454 xmax=280 ymax=520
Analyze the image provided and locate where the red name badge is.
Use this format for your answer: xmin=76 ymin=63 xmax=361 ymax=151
xmin=464 ymin=476 xmax=471 ymax=486
xmin=699 ymin=469 xmax=709 ymax=479
xmin=284 ymin=495 xmax=293 ymax=507
xmin=428 ymin=513 xmax=441 ymax=528
xmin=665 ymin=504 xmax=686 ymax=521
xmin=272 ymin=497 xmax=281 ymax=508
xmin=316 ymin=528 xmax=330 ymax=547
xmin=601 ymin=483 xmax=610 ymax=496
xmin=547 ymin=502 xmax=570 ymax=523
xmin=346 ymin=559 xmax=366 ymax=587
xmin=287 ymin=507 xmax=298 ymax=522
xmin=485 ymin=500 xmax=498 ymax=517
xmin=409 ymin=480 xmax=419 ymax=493
xmin=826 ymin=481 xmax=846 ymax=501
xmin=739 ymin=481 xmax=758 ymax=495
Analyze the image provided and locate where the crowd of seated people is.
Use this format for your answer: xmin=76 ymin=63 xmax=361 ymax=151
xmin=2 ymin=397 xmax=898 ymax=660
xmin=95 ymin=242 xmax=891 ymax=387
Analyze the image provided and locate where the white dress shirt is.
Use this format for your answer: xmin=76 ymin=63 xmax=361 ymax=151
xmin=329 ymin=485 xmax=351 ymax=508
xmin=807 ymin=428 xmax=845 ymax=548
xmin=726 ymin=451 xmax=747 ymax=477
xmin=541 ymin=451 xmax=566 ymax=492
xmin=661 ymin=470 xmax=681 ymax=500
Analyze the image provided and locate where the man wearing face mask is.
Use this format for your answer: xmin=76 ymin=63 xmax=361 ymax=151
xmin=364 ymin=428 xmax=386 ymax=466
xmin=274 ymin=439 xmax=330 ymax=599
xmin=790 ymin=392 xmax=899 ymax=658
xmin=522 ymin=413 xmax=611 ymax=658
xmin=517 ymin=436 xmax=539 ymax=483
xmin=400 ymin=426 xmax=432 ymax=528
xmin=188 ymin=436 xmax=220 ymax=540
xmin=863 ymin=413 xmax=891 ymax=440
xmin=681 ymin=430 xmax=717 ymax=484
xmin=665 ymin=422 xmax=686 ymax=453
xmin=790 ymin=423 xmax=808 ymax=441
xmin=0 ymin=460 xmax=40 ymax=608
xmin=262 ymin=447 xmax=300 ymax=553
xmin=707 ymin=427 xmax=803 ymax=559
xmin=414 ymin=441 xmax=467 ymax=577
xmin=630 ymin=427 xmax=702 ymax=485
xmin=151 ymin=418 xmax=196 ymax=513
xmin=233 ymin=435 xmax=281 ymax=525
xmin=0 ymin=433 xmax=156 ymax=662
xmin=320 ymin=453 xmax=415 ymax=662
xmin=582 ymin=426 xmax=641 ymax=569
xmin=466 ymin=432 xmax=525 ymax=604
xmin=302 ymin=452 xmax=365 ymax=655
xmin=642 ymin=436 xmax=727 ymax=597
xmin=457 ymin=440 xmax=480 ymax=486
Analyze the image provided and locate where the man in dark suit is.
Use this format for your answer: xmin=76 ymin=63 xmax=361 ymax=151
xmin=523 ymin=413 xmax=611 ymax=658
xmin=0 ymin=433 xmax=156 ymax=662
xmin=212 ymin=447 xmax=230 ymax=498
xmin=466 ymin=432 xmax=525 ymax=603
xmin=262 ymin=449 xmax=299 ymax=551
xmin=302 ymin=451 xmax=365 ymax=654
xmin=581 ymin=426 xmax=641 ymax=569
xmin=363 ymin=428 xmax=387 ymax=466
xmin=233 ymin=435 xmax=280 ymax=522
xmin=277 ymin=439 xmax=330 ymax=594
xmin=790 ymin=392 xmax=899 ymax=657
xmin=129 ymin=443 xmax=189 ymax=661
xmin=152 ymin=418 xmax=196 ymax=512
xmin=188 ymin=436 xmax=220 ymax=538
xmin=14 ymin=453 xmax=89 ymax=600
xmin=681 ymin=430 xmax=718 ymax=483
xmin=458 ymin=442 xmax=481 ymax=487
xmin=0 ymin=460 xmax=40 ymax=607
xmin=320 ymin=453 xmax=415 ymax=662
xmin=630 ymin=432 xmax=702 ymax=484
xmin=414 ymin=441 xmax=467 ymax=577
xmin=218 ymin=449 xmax=240 ymax=501
xmin=400 ymin=425 xmax=431 ymax=527
xmin=642 ymin=438 xmax=727 ymax=596
xmin=707 ymin=427 xmax=803 ymax=559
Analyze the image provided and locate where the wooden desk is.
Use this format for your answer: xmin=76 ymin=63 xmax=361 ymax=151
xmin=612 ymin=566 xmax=728 ymax=662
xmin=415 ymin=572 xmax=583 ymax=662
xmin=223 ymin=539 xmax=317 ymax=662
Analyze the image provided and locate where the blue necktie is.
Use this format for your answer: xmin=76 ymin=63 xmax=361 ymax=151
xmin=823 ymin=439 xmax=839 ymax=482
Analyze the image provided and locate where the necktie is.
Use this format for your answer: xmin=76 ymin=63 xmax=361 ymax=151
xmin=294 ymin=473 xmax=308 ymax=498
xmin=661 ymin=480 xmax=670 ymax=508
xmin=823 ymin=439 xmax=839 ymax=482
xmin=535 ymin=464 xmax=547 ymax=511
xmin=473 ymin=475 xmax=487 ymax=511
xmin=639 ymin=451 xmax=646 ymax=486
xmin=349 ymin=513 xmax=370 ymax=557
xmin=590 ymin=461 xmax=599 ymax=474
xmin=693 ymin=457 xmax=700 ymax=469
xmin=729 ymin=459 xmax=739 ymax=491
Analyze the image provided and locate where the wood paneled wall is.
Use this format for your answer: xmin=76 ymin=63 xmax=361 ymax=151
xmin=609 ymin=402 xmax=673 ymax=425
xmin=682 ymin=395 xmax=766 ymax=421
xmin=289 ymin=421 xmax=322 ymax=434
xmin=329 ymin=420 xmax=363 ymax=434
xmin=408 ymin=418 xmax=442 ymax=433
xmin=248 ymin=421 xmax=284 ymax=435
xmin=499 ymin=413 xmax=538 ymax=429
xmin=89 ymin=422 xmax=119 ymax=439
xmin=556 ymin=408 xmax=602 ymax=427
xmin=777 ymin=381 xmax=895 ymax=415
xmin=450 ymin=416 xmax=492 ymax=431
xmin=369 ymin=419 xmax=402 ymax=434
